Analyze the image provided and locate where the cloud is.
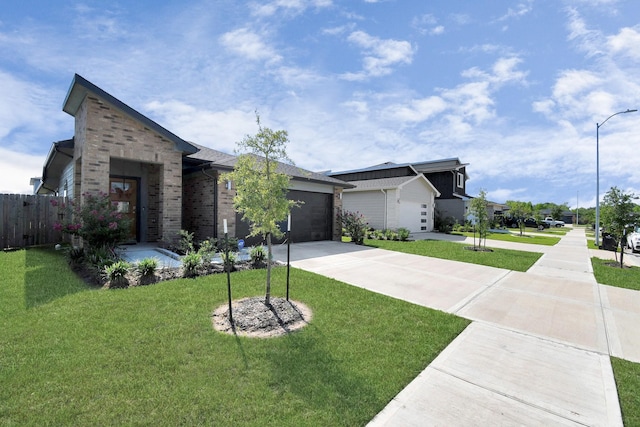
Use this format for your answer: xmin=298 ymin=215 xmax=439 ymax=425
xmin=0 ymin=148 xmax=45 ymax=194
xmin=249 ymin=0 xmax=333 ymax=18
xmin=340 ymin=30 xmax=415 ymax=80
xmin=607 ymin=26 xmax=640 ymax=60
xmin=411 ymin=14 xmax=445 ymax=35
xmin=219 ymin=28 xmax=282 ymax=63
xmin=495 ymin=1 xmax=534 ymax=22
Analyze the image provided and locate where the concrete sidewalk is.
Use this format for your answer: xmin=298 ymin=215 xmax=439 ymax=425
xmin=271 ymin=228 xmax=639 ymax=426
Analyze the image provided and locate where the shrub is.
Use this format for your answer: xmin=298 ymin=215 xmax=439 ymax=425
xmin=137 ymin=257 xmax=158 ymax=276
xmin=182 ymin=252 xmax=200 ymax=278
xmin=397 ymin=227 xmax=410 ymax=241
xmin=65 ymin=247 xmax=85 ymax=267
xmin=384 ymin=229 xmax=398 ymax=241
xmin=136 ymin=258 xmax=158 ymax=286
xmin=52 ymin=192 xmax=131 ymax=250
xmin=250 ymin=245 xmax=267 ymax=267
xmin=337 ymin=210 xmax=368 ymax=245
xmin=220 ymin=251 xmax=237 ymax=271
xmin=105 ymin=260 xmax=131 ymax=288
xmin=197 ymin=238 xmax=217 ymax=263
xmin=177 ymin=230 xmax=195 ymax=255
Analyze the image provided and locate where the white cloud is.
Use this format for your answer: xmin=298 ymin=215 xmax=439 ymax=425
xmin=249 ymin=0 xmax=333 ymax=18
xmin=0 ymin=148 xmax=45 ymax=194
xmin=341 ymin=30 xmax=415 ymax=80
xmin=607 ymin=26 xmax=640 ymax=60
xmin=496 ymin=1 xmax=534 ymax=22
xmin=219 ymin=28 xmax=282 ymax=63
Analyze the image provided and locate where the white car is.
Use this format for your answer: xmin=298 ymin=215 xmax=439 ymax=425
xmin=627 ymin=227 xmax=640 ymax=253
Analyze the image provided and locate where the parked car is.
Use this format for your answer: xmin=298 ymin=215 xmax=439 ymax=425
xmin=502 ymin=217 xmax=549 ymax=229
xmin=627 ymin=227 xmax=640 ymax=253
xmin=542 ymin=217 xmax=565 ymax=227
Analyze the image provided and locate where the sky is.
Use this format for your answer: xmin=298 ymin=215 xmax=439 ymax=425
xmin=1 ymin=0 xmax=639 ymax=209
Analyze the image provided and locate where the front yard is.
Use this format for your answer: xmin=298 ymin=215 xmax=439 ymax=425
xmin=0 ymin=248 xmax=469 ymax=426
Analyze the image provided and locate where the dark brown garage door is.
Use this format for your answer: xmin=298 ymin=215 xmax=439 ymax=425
xmin=235 ymin=190 xmax=333 ymax=246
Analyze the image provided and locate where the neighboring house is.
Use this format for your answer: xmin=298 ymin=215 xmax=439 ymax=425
xmin=328 ymin=158 xmax=471 ymax=230
xmin=411 ymin=158 xmax=472 ymax=224
xmin=37 ymin=74 xmax=350 ymax=245
xmin=328 ymin=163 xmax=440 ymax=232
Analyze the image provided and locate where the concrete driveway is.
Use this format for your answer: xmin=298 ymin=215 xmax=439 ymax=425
xmin=271 ymin=229 xmax=639 ymax=426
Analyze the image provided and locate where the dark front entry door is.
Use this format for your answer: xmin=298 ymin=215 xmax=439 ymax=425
xmin=109 ymin=177 xmax=138 ymax=242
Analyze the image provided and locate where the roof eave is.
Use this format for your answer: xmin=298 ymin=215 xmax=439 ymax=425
xmin=63 ymin=74 xmax=198 ymax=155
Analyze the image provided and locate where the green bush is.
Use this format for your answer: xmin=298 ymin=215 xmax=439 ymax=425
xmin=137 ymin=258 xmax=158 ymax=277
xmin=197 ymin=238 xmax=217 ymax=263
xmin=337 ymin=210 xmax=368 ymax=245
xmin=105 ymin=260 xmax=131 ymax=288
xmin=250 ymin=245 xmax=267 ymax=267
xmin=220 ymin=251 xmax=237 ymax=271
xmin=182 ymin=252 xmax=200 ymax=278
xmin=177 ymin=230 xmax=195 ymax=255
xmin=397 ymin=228 xmax=410 ymax=241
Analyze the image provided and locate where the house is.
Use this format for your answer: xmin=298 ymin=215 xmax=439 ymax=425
xmin=328 ymin=158 xmax=472 ymax=230
xmin=327 ymin=163 xmax=440 ymax=232
xmin=36 ymin=74 xmax=350 ymax=246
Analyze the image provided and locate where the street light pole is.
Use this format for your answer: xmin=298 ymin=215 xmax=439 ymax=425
xmin=595 ymin=109 xmax=637 ymax=247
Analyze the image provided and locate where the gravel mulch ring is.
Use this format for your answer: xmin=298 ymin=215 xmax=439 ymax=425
xmin=212 ymin=297 xmax=312 ymax=338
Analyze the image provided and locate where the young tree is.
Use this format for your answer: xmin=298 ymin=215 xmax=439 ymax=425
xmin=506 ymin=200 xmax=532 ymax=236
xmin=600 ymin=186 xmax=639 ymax=267
xmin=222 ymin=113 xmax=300 ymax=305
xmin=468 ymin=190 xmax=489 ymax=249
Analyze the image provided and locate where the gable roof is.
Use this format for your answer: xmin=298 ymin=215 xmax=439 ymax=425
xmin=329 ymin=158 xmax=469 ymax=179
xmin=37 ymin=138 xmax=75 ymax=194
xmin=63 ymin=74 xmax=198 ymax=155
xmin=344 ymin=175 xmax=440 ymax=196
xmin=187 ymin=143 xmax=354 ymax=188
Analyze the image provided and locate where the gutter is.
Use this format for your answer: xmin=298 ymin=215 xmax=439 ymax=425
xmin=380 ymin=189 xmax=388 ymax=229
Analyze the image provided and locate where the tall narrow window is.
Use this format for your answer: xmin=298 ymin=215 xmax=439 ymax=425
xmin=457 ymin=172 xmax=464 ymax=188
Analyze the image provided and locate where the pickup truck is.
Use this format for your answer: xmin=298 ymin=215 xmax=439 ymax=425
xmin=542 ymin=217 xmax=565 ymax=227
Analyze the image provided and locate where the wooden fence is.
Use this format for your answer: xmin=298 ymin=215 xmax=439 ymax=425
xmin=0 ymin=194 xmax=68 ymax=249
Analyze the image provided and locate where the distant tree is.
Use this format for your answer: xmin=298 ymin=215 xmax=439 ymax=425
xmin=506 ymin=200 xmax=532 ymax=236
xmin=600 ymin=186 xmax=639 ymax=267
xmin=222 ymin=113 xmax=300 ymax=305
xmin=468 ymin=190 xmax=489 ymax=249
xmin=551 ymin=205 xmax=564 ymax=221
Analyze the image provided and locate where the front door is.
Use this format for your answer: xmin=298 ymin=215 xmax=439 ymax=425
xmin=109 ymin=177 xmax=138 ymax=242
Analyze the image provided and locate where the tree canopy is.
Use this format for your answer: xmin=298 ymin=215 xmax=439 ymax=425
xmin=222 ymin=113 xmax=300 ymax=304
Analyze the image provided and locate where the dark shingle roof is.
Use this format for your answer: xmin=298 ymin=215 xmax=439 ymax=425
xmin=188 ymin=143 xmax=353 ymax=187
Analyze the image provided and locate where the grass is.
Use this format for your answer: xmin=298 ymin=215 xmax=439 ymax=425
xmin=591 ymin=257 xmax=640 ymax=291
xmin=364 ymin=239 xmax=542 ymax=272
xmin=612 ymin=357 xmax=640 ymax=426
xmin=451 ymin=231 xmax=560 ymax=246
xmin=0 ymin=248 xmax=470 ymax=426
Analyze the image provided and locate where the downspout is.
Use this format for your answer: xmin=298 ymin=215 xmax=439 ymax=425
xmin=202 ymin=167 xmax=218 ymax=239
xmin=380 ymin=189 xmax=387 ymax=230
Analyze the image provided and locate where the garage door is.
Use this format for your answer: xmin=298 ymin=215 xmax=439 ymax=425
xmin=235 ymin=190 xmax=333 ymax=245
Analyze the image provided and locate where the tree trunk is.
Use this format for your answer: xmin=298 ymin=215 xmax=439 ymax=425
xmin=620 ymin=239 xmax=625 ymax=268
xmin=265 ymin=232 xmax=272 ymax=305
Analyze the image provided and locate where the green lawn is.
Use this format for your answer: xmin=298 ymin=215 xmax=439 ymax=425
xmin=591 ymin=257 xmax=640 ymax=291
xmin=451 ymin=231 xmax=560 ymax=246
xmin=365 ymin=239 xmax=542 ymax=272
xmin=612 ymin=357 xmax=640 ymax=426
xmin=0 ymin=248 xmax=469 ymax=426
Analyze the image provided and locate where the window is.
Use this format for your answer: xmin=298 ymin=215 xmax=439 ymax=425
xmin=421 ymin=226 xmax=427 ymax=231
xmin=421 ymin=219 xmax=427 ymax=223
xmin=457 ymin=172 xmax=464 ymax=188
xmin=421 ymin=204 xmax=427 ymax=209
xmin=421 ymin=211 xmax=427 ymax=216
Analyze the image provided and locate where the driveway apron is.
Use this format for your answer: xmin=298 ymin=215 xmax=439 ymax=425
xmin=271 ymin=229 xmax=628 ymax=426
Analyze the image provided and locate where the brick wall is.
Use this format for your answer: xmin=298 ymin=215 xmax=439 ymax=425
xmin=73 ymin=95 xmax=184 ymax=243
xmin=333 ymin=187 xmax=343 ymax=241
